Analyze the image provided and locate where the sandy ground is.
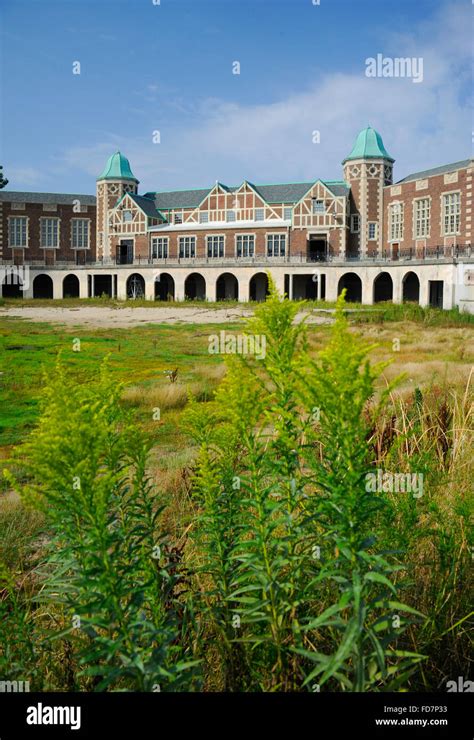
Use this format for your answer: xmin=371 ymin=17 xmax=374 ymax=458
xmin=0 ymin=304 xmax=333 ymax=328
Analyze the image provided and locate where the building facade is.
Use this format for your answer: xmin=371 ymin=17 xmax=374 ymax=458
xmin=1 ymin=127 xmax=473 ymax=311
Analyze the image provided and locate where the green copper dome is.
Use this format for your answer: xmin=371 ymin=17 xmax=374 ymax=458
xmin=343 ymin=127 xmax=394 ymax=164
xmin=97 ymin=152 xmax=138 ymax=182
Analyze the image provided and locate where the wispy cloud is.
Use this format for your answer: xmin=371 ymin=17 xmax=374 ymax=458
xmin=55 ymin=0 xmax=472 ymax=193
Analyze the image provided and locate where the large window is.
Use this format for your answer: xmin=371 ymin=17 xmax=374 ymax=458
xmin=443 ymin=192 xmax=460 ymax=235
xmin=267 ymin=234 xmax=286 ymax=257
xmin=41 ymin=218 xmax=60 ymax=248
xmin=414 ymin=198 xmax=430 ymax=238
xmin=389 ymin=203 xmax=404 ymax=241
xmin=8 ymin=217 xmax=28 ymax=247
xmin=179 ymin=236 xmax=196 ymax=258
xmin=71 ymin=219 xmax=89 ymax=249
xmin=151 ymin=237 xmax=169 ymax=259
xmin=236 ymin=234 xmax=254 ymax=258
xmin=207 ymin=235 xmax=224 ymax=258
xmin=312 ymin=199 xmax=325 ymax=214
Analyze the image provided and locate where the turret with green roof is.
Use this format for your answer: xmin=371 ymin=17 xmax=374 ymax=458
xmin=97 ymin=151 xmax=139 ymax=183
xmin=342 ymin=126 xmax=394 ymax=164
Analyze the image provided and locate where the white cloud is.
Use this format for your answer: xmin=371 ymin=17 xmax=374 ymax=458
xmin=58 ymin=0 xmax=472 ymax=192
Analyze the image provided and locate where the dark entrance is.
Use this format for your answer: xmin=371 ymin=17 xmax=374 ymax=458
xmin=116 ymin=240 xmax=134 ymax=265
xmin=33 ymin=274 xmax=53 ymax=299
xmin=402 ymin=272 xmax=420 ymax=303
xmin=338 ymin=273 xmax=362 ymax=303
xmin=2 ymin=274 xmax=23 ymax=298
xmin=94 ymin=275 xmax=113 ymax=298
xmin=307 ymin=237 xmax=327 ymax=262
xmin=155 ymin=273 xmax=175 ymax=301
xmin=63 ymin=274 xmax=80 ymax=298
xmin=429 ymin=281 xmax=443 ymax=308
xmin=373 ymin=272 xmax=393 ymax=303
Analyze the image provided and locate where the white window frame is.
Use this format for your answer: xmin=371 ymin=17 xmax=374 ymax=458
xmin=255 ymin=208 xmax=265 ymax=222
xmin=389 ymin=203 xmax=404 ymax=242
xmin=151 ymin=236 xmax=169 ymax=259
xmin=350 ymin=214 xmax=360 ymax=234
xmin=199 ymin=211 xmax=209 ymax=224
xmin=40 ymin=217 xmax=60 ymax=248
xmin=174 ymin=212 xmax=183 ymax=225
xmin=368 ymin=222 xmax=378 ymax=241
xmin=206 ymin=234 xmax=225 ymax=258
xmin=226 ymin=210 xmax=236 ymax=223
xmin=266 ymin=233 xmax=286 ymax=258
xmin=8 ymin=216 xmax=28 ymax=248
xmin=442 ymin=191 xmax=461 ymax=236
xmin=71 ymin=218 xmax=90 ymax=249
xmin=413 ymin=197 xmax=431 ymax=239
xmin=178 ymin=235 xmax=196 ymax=259
xmin=235 ymin=233 xmax=255 ymax=258
xmin=312 ymin=198 xmax=325 ymax=214
xmin=284 ymin=207 xmax=293 ymax=221
xmin=123 ymin=209 xmax=133 ymax=223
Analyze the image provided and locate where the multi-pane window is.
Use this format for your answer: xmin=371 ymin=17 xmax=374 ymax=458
xmin=151 ymin=237 xmax=169 ymax=259
xmin=414 ymin=198 xmax=430 ymax=238
xmin=235 ymin=234 xmax=255 ymax=258
xmin=71 ymin=219 xmax=89 ymax=249
xmin=207 ymin=235 xmax=224 ymax=258
xmin=368 ymin=222 xmax=377 ymax=240
xmin=9 ymin=217 xmax=28 ymax=247
xmin=350 ymin=214 xmax=360 ymax=233
xmin=123 ymin=210 xmax=133 ymax=222
xmin=267 ymin=234 xmax=286 ymax=257
xmin=312 ymin=199 xmax=325 ymax=214
xmin=255 ymin=208 xmax=264 ymax=221
xmin=443 ymin=192 xmax=461 ymax=235
xmin=226 ymin=210 xmax=236 ymax=223
xmin=41 ymin=218 xmax=60 ymax=248
xmin=179 ymin=236 xmax=196 ymax=258
xmin=199 ymin=212 xmax=209 ymax=224
xmin=389 ymin=203 xmax=404 ymax=241
xmin=284 ymin=207 xmax=292 ymax=221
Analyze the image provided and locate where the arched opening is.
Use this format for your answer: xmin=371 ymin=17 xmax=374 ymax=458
xmin=126 ymin=273 xmax=145 ymax=300
xmin=2 ymin=272 xmax=23 ymax=298
xmin=402 ymin=272 xmax=420 ymax=303
xmin=249 ymin=272 xmax=269 ymax=302
xmin=154 ymin=273 xmax=175 ymax=301
xmin=216 ymin=273 xmax=239 ymax=301
xmin=373 ymin=272 xmax=393 ymax=303
xmin=184 ymin=273 xmax=206 ymax=300
xmin=63 ymin=274 xmax=80 ymax=298
xmin=337 ymin=273 xmax=362 ymax=303
xmin=33 ymin=274 xmax=53 ymax=299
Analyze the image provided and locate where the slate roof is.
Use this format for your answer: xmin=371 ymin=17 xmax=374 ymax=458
xmin=144 ymin=179 xmax=350 ymax=210
xmin=0 ymin=191 xmax=96 ymax=205
xmin=128 ymin=192 xmax=163 ymax=218
xmin=396 ymin=159 xmax=472 ymax=184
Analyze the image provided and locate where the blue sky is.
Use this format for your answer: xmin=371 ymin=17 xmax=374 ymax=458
xmin=0 ymin=0 xmax=472 ymax=194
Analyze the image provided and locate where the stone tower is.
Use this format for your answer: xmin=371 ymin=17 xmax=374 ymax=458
xmin=343 ymin=126 xmax=394 ymax=258
xmin=96 ymin=152 xmax=139 ymax=261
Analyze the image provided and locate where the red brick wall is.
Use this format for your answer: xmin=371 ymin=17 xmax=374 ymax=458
xmin=1 ymin=201 xmax=97 ymax=262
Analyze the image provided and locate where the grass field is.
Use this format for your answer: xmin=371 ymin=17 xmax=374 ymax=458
xmin=0 ymin=300 xmax=473 ymax=691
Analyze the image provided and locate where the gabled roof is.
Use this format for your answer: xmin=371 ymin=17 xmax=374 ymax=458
xmin=0 ymin=191 xmax=96 ymax=205
xmin=144 ymin=179 xmax=350 ymax=210
xmin=128 ymin=192 xmax=163 ymax=218
xmin=396 ymin=159 xmax=472 ymax=184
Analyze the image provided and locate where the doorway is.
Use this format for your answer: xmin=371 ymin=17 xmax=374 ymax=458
xmin=429 ymin=281 xmax=443 ymax=308
xmin=307 ymin=236 xmax=327 ymax=262
xmin=116 ymin=240 xmax=134 ymax=265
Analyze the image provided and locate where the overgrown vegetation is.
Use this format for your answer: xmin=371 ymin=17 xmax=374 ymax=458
xmin=0 ymin=288 xmax=472 ymax=691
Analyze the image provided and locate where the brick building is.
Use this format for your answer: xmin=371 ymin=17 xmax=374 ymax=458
xmin=1 ymin=127 xmax=473 ymax=310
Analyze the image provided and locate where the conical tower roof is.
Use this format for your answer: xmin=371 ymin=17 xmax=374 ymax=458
xmin=343 ymin=127 xmax=394 ymax=164
xmin=97 ymin=152 xmax=138 ymax=182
